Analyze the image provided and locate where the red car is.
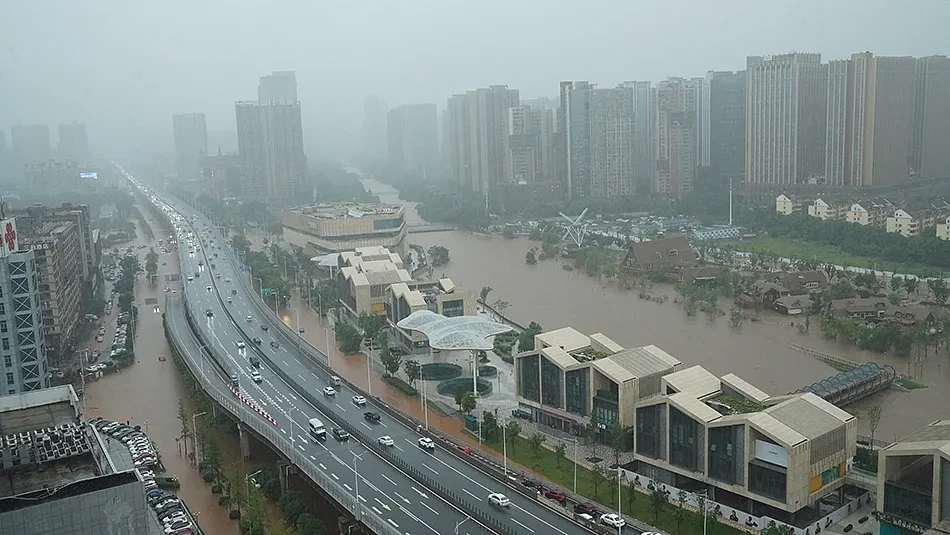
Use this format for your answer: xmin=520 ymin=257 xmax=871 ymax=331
xmin=544 ymin=489 xmax=567 ymax=503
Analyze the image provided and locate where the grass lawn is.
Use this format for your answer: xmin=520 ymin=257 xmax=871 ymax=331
xmin=725 ymin=237 xmax=939 ymax=277
xmin=427 ymin=400 xmax=448 ymax=416
xmin=481 ymin=434 xmax=746 ymax=535
xmin=898 ymin=378 xmax=928 ymax=390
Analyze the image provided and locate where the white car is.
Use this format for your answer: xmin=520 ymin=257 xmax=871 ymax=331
xmin=251 ymin=371 xmax=263 ymax=383
xmin=600 ymin=513 xmax=625 ymax=528
xmin=246 ymin=316 xmax=253 ymax=322
xmin=418 ymin=437 xmax=435 ymax=450
xmin=378 ymin=436 xmax=394 ymax=447
xmin=323 ymin=387 xmax=336 ymax=396
xmin=236 ymin=341 xmax=246 ymax=349
xmin=205 ymin=285 xmax=212 ymax=291
xmin=488 ymin=493 xmax=511 ymax=507
xmin=352 ymin=395 xmax=366 ymax=406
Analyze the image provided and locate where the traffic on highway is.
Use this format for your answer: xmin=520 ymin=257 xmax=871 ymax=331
xmin=124 ymin=169 xmax=629 ymax=535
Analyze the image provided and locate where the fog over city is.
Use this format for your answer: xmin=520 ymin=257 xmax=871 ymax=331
xmin=2 ymin=0 xmax=949 ymax=158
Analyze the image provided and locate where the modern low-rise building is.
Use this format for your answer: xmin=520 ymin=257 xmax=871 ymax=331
xmin=387 ymin=279 xmax=476 ymax=352
xmin=514 ymin=326 xmax=857 ymax=524
xmin=621 ymin=236 xmax=698 ymax=279
xmin=876 ymin=419 xmax=950 ymax=535
xmin=846 ymin=203 xmax=889 ymax=227
xmin=776 ymin=195 xmax=805 ymax=216
xmin=886 ymin=209 xmax=940 ymax=238
xmin=282 ymin=202 xmax=408 ymax=260
xmin=938 ymin=217 xmax=950 ymax=241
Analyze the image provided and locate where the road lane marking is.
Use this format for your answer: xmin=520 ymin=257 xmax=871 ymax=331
xmin=336 ymin=404 xmax=346 ymax=411
xmin=298 ymin=374 xmax=307 ymax=381
xmin=411 ymin=487 xmax=429 ymax=499
xmin=282 ymin=360 xmax=289 ymax=366
xmin=392 ymin=491 xmax=409 ymax=503
xmin=297 ymin=436 xmax=308 ymax=444
xmin=422 ymin=463 xmax=439 ymax=475
xmin=361 ymin=422 xmax=372 ymax=430
xmin=298 ymin=444 xmax=305 ymax=452
xmin=381 ymin=474 xmax=396 ymax=485
xmin=420 ymin=502 xmax=438 ymax=515
xmin=280 ymin=429 xmax=287 ymax=435
xmin=358 ymin=495 xmax=366 ymax=503
xmin=309 ymin=455 xmax=316 ymax=460
xmin=393 ymin=444 xmax=403 ymax=452
xmin=372 ymin=506 xmax=382 ymax=515
xmin=319 ymin=463 xmax=327 ymax=470
xmin=330 ymin=473 xmax=339 ymax=480
xmin=311 ymin=372 xmax=318 ymax=379
xmin=344 ymin=483 xmax=352 ymax=491
xmin=387 ymin=519 xmax=399 ymax=528
xmin=512 ymin=519 xmax=535 ymax=533
xmin=462 ymin=489 xmax=481 ymax=501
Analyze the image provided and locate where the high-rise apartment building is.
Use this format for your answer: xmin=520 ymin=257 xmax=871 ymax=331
xmin=56 ymin=122 xmax=89 ymax=163
xmin=912 ymin=55 xmax=950 ymax=180
xmin=0 ymin=237 xmax=48 ymax=395
xmin=235 ymin=101 xmax=306 ymax=203
xmin=24 ymin=160 xmax=81 ymax=197
xmin=519 ymin=97 xmax=558 ymax=181
xmin=445 ymin=86 xmax=519 ymax=201
xmin=560 ymin=82 xmax=637 ymax=198
xmin=15 ymin=214 xmax=81 ymax=364
xmin=507 ymin=104 xmax=555 ymax=184
xmin=618 ymin=81 xmax=654 ymax=194
xmin=386 ymin=103 xmax=439 ymax=173
xmin=824 ymin=53 xmax=918 ymax=187
xmin=202 ymin=151 xmax=243 ymax=202
xmin=652 ymin=78 xmax=703 ymax=197
xmin=11 ymin=124 xmax=52 ymax=168
xmin=13 ymin=204 xmax=98 ymax=297
xmin=258 ymin=71 xmax=298 ymax=102
xmin=363 ymin=96 xmax=389 ymax=160
xmin=708 ymin=71 xmax=746 ymax=180
xmin=172 ymin=113 xmax=209 ymax=179
xmin=746 ymin=54 xmax=828 ymax=186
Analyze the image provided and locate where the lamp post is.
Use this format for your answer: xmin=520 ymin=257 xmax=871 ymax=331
xmin=617 ymin=467 xmax=623 ymax=535
xmin=698 ymin=489 xmax=709 ymax=535
xmin=191 ymin=411 xmax=207 ymax=466
xmin=366 ymin=348 xmax=373 ymax=396
xmin=293 ymin=307 xmax=302 ymax=348
xmin=502 ymin=417 xmax=508 ymax=477
xmin=287 ymin=406 xmax=296 ymax=454
xmin=351 ymin=451 xmax=365 ymax=515
xmin=455 ymin=515 xmax=470 ymax=535
xmin=254 ymin=277 xmax=263 ymax=299
xmin=245 ymin=468 xmax=264 ymax=495
xmin=574 ymin=437 xmax=579 ymax=494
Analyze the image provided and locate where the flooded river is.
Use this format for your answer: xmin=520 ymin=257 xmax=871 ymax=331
xmin=359 ymin=175 xmax=950 ymax=441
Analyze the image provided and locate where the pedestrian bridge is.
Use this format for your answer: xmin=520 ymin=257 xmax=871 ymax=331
xmin=845 ymin=469 xmax=878 ymax=492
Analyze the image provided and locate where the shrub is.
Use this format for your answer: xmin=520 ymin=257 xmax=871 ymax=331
xmin=383 ymin=376 xmax=418 ymax=396
xmin=262 ymin=478 xmax=282 ymax=501
xmin=218 ymin=495 xmax=229 ymax=506
xmin=211 ymin=484 xmax=223 ymax=494
xmin=203 ymin=472 xmax=214 ymax=482
xmin=229 ymin=510 xmax=241 ymax=520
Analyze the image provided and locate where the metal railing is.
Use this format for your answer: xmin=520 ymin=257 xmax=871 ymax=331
xmin=165 ymin=294 xmax=402 ymax=535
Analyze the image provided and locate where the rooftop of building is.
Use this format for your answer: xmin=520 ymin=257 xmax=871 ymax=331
xmin=286 ymin=202 xmax=403 ymax=219
xmin=883 ymin=419 xmax=950 ymax=457
xmin=339 ymin=246 xmax=404 ymax=270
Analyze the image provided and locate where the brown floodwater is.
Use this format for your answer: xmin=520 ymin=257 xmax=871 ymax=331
xmin=84 ymin=214 xmax=240 ymax=535
xmin=359 ymin=177 xmax=950 ymax=441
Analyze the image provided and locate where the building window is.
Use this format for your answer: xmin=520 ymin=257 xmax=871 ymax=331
xmin=669 ymin=406 xmax=702 ymax=473
xmin=540 ymin=356 xmax=563 ymax=409
xmin=636 ymin=404 xmax=665 ymax=459
xmin=748 ymin=461 xmax=788 ymax=502
xmin=1 ymin=338 xmax=9 ymax=351
xmin=0 ymin=321 xmax=6 ymax=333
xmin=708 ymin=425 xmax=743 ymax=485
xmin=565 ymin=368 xmax=589 ymax=416
xmin=3 ymin=355 xmax=10 ymax=368
xmin=441 ymin=299 xmax=464 ymax=318
xmin=518 ymin=355 xmax=540 ymax=403
xmin=5 ymin=372 xmax=13 ymax=385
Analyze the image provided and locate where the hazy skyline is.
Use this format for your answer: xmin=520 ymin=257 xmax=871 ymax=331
xmin=2 ymin=0 xmax=948 ymax=158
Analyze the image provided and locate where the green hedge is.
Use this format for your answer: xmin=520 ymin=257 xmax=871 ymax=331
xmin=383 ymin=376 xmax=418 ymax=397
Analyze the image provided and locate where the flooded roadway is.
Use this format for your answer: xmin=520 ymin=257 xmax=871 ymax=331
xmin=84 ymin=211 xmax=239 ymax=534
xmin=358 ymin=177 xmax=950 ymax=441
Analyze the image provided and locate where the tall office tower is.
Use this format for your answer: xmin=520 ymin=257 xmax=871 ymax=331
xmin=235 ymin=101 xmax=306 ymax=203
xmin=746 ymin=54 xmax=827 ymax=186
xmin=11 ymin=124 xmax=51 ymax=166
xmin=0 ymin=233 xmax=48 ymax=394
xmin=445 ymin=86 xmax=519 ymax=200
xmin=912 ymin=55 xmax=950 ymax=180
xmin=363 ymin=96 xmax=389 ymax=160
xmin=56 ymin=122 xmax=89 ymax=163
xmin=172 ymin=113 xmax=209 ymax=179
xmin=707 ymin=71 xmax=747 ymax=181
xmin=824 ymin=53 xmax=918 ymax=187
xmin=824 ymin=60 xmax=850 ymax=186
xmin=652 ymin=78 xmax=702 ymax=197
xmin=258 ymin=71 xmax=298 ymax=103
xmin=386 ymin=103 xmax=439 ymax=173
xmin=24 ymin=160 xmax=81 ymax=196
xmin=560 ymin=82 xmax=636 ymax=198
xmin=694 ymin=76 xmax=711 ymax=168
xmin=516 ymin=98 xmax=557 ymax=181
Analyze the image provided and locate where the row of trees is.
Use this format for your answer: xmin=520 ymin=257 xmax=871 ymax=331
xmin=749 ymin=210 xmax=950 ymax=273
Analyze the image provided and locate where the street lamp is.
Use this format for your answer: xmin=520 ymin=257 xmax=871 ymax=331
xmin=245 ymin=468 xmax=264 ymax=495
xmin=366 ymin=348 xmax=373 ymax=397
xmin=254 ymin=277 xmax=263 ymax=299
xmin=287 ymin=406 xmax=297 ymax=455
xmin=351 ymin=451 xmax=365 ymax=515
xmin=293 ymin=308 xmax=302 ymax=348
xmin=697 ymin=489 xmax=709 ymax=535
xmin=616 ymin=466 xmax=623 ymax=535
xmin=454 ymin=515 xmax=470 ymax=535
xmin=574 ymin=437 xmax=579 ymax=494
xmin=191 ymin=411 xmax=207 ymax=465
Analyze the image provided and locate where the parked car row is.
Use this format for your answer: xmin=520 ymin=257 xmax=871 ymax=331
xmin=91 ymin=418 xmax=159 ymax=470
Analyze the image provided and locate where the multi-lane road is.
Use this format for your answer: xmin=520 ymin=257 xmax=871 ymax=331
xmin=136 ymin=181 xmax=608 ymax=535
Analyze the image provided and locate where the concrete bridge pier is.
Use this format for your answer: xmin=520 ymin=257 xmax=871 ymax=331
xmin=238 ymin=423 xmax=250 ymax=461
xmin=278 ymin=462 xmax=295 ymax=492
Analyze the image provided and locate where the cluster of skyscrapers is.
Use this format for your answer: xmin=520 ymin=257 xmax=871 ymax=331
xmin=0 ymin=122 xmax=94 ymax=195
xmin=434 ymin=51 xmax=950 ymax=206
xmin=173 ymin=70 xmax=306 ymax=205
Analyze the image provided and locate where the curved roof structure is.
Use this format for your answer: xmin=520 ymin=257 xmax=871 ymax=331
xmin=395 ymin=310 xmax=513 ymax=351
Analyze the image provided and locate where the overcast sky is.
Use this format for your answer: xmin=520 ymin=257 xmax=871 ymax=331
xmin=2 ymin=0 xmax=948 ymax=158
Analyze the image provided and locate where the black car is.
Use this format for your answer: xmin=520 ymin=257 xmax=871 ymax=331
xmin=363 ymin=412 xmax=381 ymax=423
xmin=574 ymin=502 xmax=600 ymax=516
xmin=332 ymin=428 xmax=350 ymax=441
xmin=205 ymin=309 xmax=214 ymax=317
xmin=261 ymin=324 xmax=269 ymax=332
xmin=249 ymin=355 xmax=261 ymax=368
xmin=270 ymin=341 xmax=279 ymax=349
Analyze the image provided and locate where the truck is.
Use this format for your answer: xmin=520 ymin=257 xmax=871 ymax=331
xmin=308 ymin=418 xmax=326 ymax=440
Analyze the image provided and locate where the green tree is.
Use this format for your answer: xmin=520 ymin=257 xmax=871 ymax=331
xmin=931 ymin=278 xmax=950 ymax=304
xmin=459 ymin=391 xmax=477 ymax=415
xmin=649 ymin=485 xmax=668 ymax=523
xmin=528 ymin=432 xmax=546 ymax=459
xmin=554 ymin=442 xmax=567 ymax=468
xmin=427 ymin=245 xmax=451 ymax=267
xmin=295 ymin=513 xmax=328 ymax=535
xmin=241 ymin=475 xmax=268 ymax=535
xmin=729 ymin=305 xmax=744 ymax=329
xmin=611 ymin=423 xmax=626 ymax=468
xmin=479 ymin=286 xmax=493 ymax=303
xmin=904 ymin=277 xmax=919 ymax=297
xmin=675 ymin=490 xmax=688 ymax=529
xmin=525 ymin=249 xmax=538 ymax=265
xmin=403 ymin=359 xmax=421 ymax=388
xmin=590 ymin=462 xmax=606 ymax=497
xmin=492 ymin=298 xmax=511 ymax=318
xmin=761 ymin=521 xmax=795 ymax=535
xmin=278 ymin=490 xmax=307 ymax=524
xmin=268 ymin=520 xmax=295 ymax=535
xmin=202 ymin=434 xmax=223 ymax=484
xmin=454 ymin=389 xmax=470 ymax=412
xmin=145 ymin=248 xmax=159 ymax=284
xmin=890 ymin=276 xmax=904 ymax=295
xmin=504 ymin=420 xmax=521 ymax=446
xmin=358 ymin=314 xmax=383 ymax=340
xmin=867 ymin=405 xmax=883 ymax=446
xmin=335 ymin=323 xmax=362 ymax=355
xmin=378 ymin=332 xmax=401 ymax=377
xmin=481 ymin=411 xmax=500 ymax=442
xmin=232 ymin=234 xmax=252 ymax=254
xmin=177 ymin=399 xmax=190 ymax=458
xmin=517 ymin=321 xmax=543 ymax=353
